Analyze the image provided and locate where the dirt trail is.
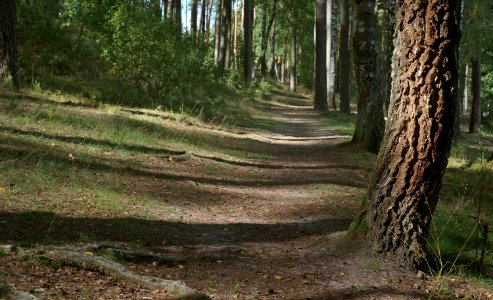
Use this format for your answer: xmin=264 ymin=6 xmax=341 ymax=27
xmin=137 ymin=94 xmax=430 ymax=299
xmin=1 ymin=92 xmax=473 ymax=299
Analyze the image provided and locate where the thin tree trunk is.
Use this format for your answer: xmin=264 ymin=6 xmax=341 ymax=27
xmin=360 ymin=0 xmax=461 ymax=270
xmin=191 ymin=0 xmax=199 ymax=39
xmin=339 ymin=0 xmax=350 ymax=113
xmin=253 ymin=0 xmax=278 ymax=79
xmin=469 ymin=57 xmax=481 ymax=133
xmin=464 ymin=63 xmax=469 ymax=112
xmin=205 ymin=0 xmax=214 ymax=43
xmin=224 ymin=0 xmax=232 ymax=69
xmin=0 ymin=0 xmax=19 ymax=90
xmin=198 ymin=0 xmax=206 ymax=38
xmin=174 ymin=0 xmax=182 ymax=32
xmin=290 ymin=0 xmax=297 ymax=93
xmin=233 ymin=0 xmax=238 ymax=68
xmin=381 ymin=0 xmax=395 ymax=115
xmin=243 ymin=0 xmax=254 ymax=83
xmin=167 ymin=0 xmax=174 ymax=17
xmin=314 ymin=0 xmax=328 ymax=111
xmin=260 ymin=0 xmax=268 ymax=76
xmin=281 ymin=53 xmax=286 ymax=83
xmin=352 ymin=0 xmax=384 ymax=153
xmin=269 ymin=20 xmax=277 ymax=79
xmin=214 ymin=0 xmax=223 ymax=64
xmin=455 ymin=62 xmax=467 ymax=138
xmin=327 ymin=0 xmax=337 ymax=109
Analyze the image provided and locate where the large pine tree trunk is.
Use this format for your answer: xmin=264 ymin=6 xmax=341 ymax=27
xmin=314 ymin=0 xmax=328 ymax=111
xmin=363 ymin=0 xmax=460 ymax=270
xmin=352 ymin=0 xmax=384 ymax=153
xmin=469 ymin=57 xmax=481 ymax=133
xmin=243 ymin=0 xmax=254 ymax=83
xmin=327 ymin=0 xmax=337 ymax=110
xmin=0 ymin=0 xmax=19 ymax=90
xmin=290 ymin=0 xmax=297 ymax=93
xmin=338 ymin=0 xmax=350 ymax=113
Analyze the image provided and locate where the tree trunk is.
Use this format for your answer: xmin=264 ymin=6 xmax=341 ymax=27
xmin=290 ymin=0 xmax=297 ymax=93
xmin=327 ymin=0 xmax=337 ymax=110
xmin=191 ymin=0 xmax=199 ymax=39
xmin=214 ymin=0 xmax=223 ymax=65
xmin=339 ymin=0 xmax=350 ymax=113
xmin=174 ymin=0 xmax=182 ymax=32
xmin=469 ymin=57 xmax=481 ymax=133
xmin=243 ymin=0 xmax=254 ymax=83
xmin=167 ymin=0 xmax=174 ymax=18
xmin=314 ymin=0 xmax=328 ymax=111
xmin=454 ymin=62 xmax=467 ymax=138
xmin=253 ymin=0 xmax=278 ymax=79
xmin=0 ymin=0 xmax=19 ymax=90
xmin=198 ymin=0 xmax=207 ymax=38
xmin=233 ymin=0 xmax=239 ymax=69
xmin=381 ymin=0 xmax=395 ymax=115
xmin=352 ymin=0 xmax=384 ymax=153
xmin=224 ymin=0 xmax=232 ymax=69
xmin=281 ymin=53 xmax=286 ymax=83
xmin=205 ymin=0 xmax=214 ymax=43
xmin=362 ymin=0 xmax=460 ymax=270
xmin=269 ymin=20 xmax=277 ymax=79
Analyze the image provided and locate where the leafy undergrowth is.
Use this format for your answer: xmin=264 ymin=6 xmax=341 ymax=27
xmin=0 ymin=86 xmax=492 ymax=299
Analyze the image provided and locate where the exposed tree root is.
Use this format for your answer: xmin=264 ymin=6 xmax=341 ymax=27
xmin=84 ymin=244 xmax=220 ymax=266
xmin=43 ymin=250 xmax=209 ymax=300
xmin=0 ymin=284 xmax=38 ymax=300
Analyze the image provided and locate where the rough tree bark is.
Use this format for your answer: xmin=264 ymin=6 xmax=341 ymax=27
xmin=290 ymin=0 xmax=297 ymax=92
xmin=469 ymin=57 xmax=481 ymax=133
xmin=243 ymin=0 xmax=254 ymax=83
xmin=352 ymin=0 xmax=384 ymax=153
xmin=361 ymin=0 xmax=461 ymax=270
xmin=0 ymin=0 xmax=19 ymax=90
xmin=314 ymin=0 xmax=328 ymax=111
xmin=327 ymin=0 xmax=337 ymax=110
xmin=338 ymin=0 xmax=351 ymax=113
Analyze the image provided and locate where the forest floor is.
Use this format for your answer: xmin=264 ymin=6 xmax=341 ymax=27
xmin=0 ymin=87 xmax=492 ymax=299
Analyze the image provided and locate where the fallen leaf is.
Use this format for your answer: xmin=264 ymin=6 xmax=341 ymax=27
xmin=177 ymin=264 xmax=185 ymax=269
xmin=168 ymin=156 xmax=173 ymax=161
xmin=216 ymin=260 xmax=224 ymax=264
xmin=274 ymin=275 xmax=283 ymax=280
xmin=0 ymin=187 xmax=5 ymax=193
xmin=83 ymin=252 xmax=94 ymax=255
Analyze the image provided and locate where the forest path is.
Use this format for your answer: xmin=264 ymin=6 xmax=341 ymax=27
xmin=131 ymin=92 xmax=427 ymax=299
xmin=0 ymin=90 xmax=431 ymax=299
